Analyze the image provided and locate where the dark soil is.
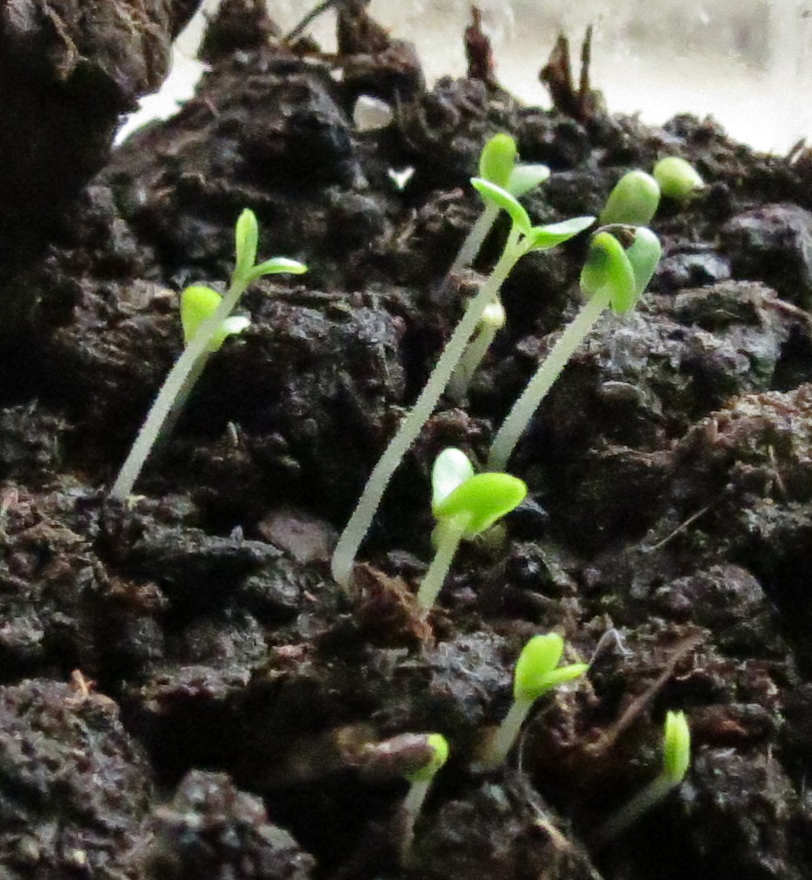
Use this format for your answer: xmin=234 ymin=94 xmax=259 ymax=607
xmin=2 ymin=1 xmax=812 ymax=878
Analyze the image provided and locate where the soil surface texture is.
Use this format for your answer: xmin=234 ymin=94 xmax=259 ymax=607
xmin=2 ymin=2 xmax=812 ymax=879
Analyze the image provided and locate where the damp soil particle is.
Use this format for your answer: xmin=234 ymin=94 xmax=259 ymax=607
xmin=2 ymin=1 xmax=812 ymax=879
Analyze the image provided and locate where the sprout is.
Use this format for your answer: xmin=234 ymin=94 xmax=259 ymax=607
xmin=417 ymin=449 xmax=526 ymax=609
xmin=481 ymin=633 xmax=589 ymax=768
xmin=487 ymin=225 xmax=661 ymax=471
xmin=330 ymin=183 xmax=592 ymax=589
xmin=449 ymin=133 xmax=551 ymax=275
xmin=400 ymin=733 xmax=449 ymax=865
xmin=599 ymin=170 xmax=661 ymax=226
xmin=653 ymin=157 xmax=704 ymax=202
xmin=447 ymin=300 xmax=506 ymax=403
xmin=110 ymin=209 xmax=307 ymax=500
xmin=597 ymin=711 xmax=691 ymax=842
xmin=180 ymin=285 xmax=251 ymax=352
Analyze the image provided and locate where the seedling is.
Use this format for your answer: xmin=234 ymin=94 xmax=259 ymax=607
xmin=653 ymin=157 xmax=704 ymax=202
xmin=481 ymin=633 xmax=588 ymax=768
xmin=447 ymin=300 xmax=505 ymax=403
xmin=450 ymin=132 xmax=551 ymax=275
xmin=400 ymin=733 xmax=449 ymax=865
xmin=597 ymin=710 xmax=691 ymax=842
xmin=599 ymin=170 xmax=661 ymax=226
xmin=110 ymin=209 xmax=307 ymax=500
xmin=487 ymin=225 xmax=661 ymax=470
xmin=331 ymin=181 xmax=593 ymax=589
xmin=417 ymin=448 xmax=526 ymax=609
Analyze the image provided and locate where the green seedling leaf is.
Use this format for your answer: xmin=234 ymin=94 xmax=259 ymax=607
xmin=471 ymin=178 xmax=531 ymax=235
xmin=580 ymin=231 xmax=637 ymax=314
xmin=653 ymin=157 xmax=704 ymax=201
xmin=626 ymin=226 xmax=662 ymax=296
xmin=525 ymin=215 xmax=596 ymax=251
xmin=508 ymin=163 xmax=550 ymax=197
xmin=180 ymin=285 xmax=250 ymax=352
xmin=246 ymin=257 xmax=308 ymax=282
xmin=599 ymin=170 xmax=661 ymax=226
xmin=434 ymin=472 xmax=526 ymax=538
xmin=513 ymin=633 xmax=588 ymax=702
xmin=662 ymin=711 xmax=691 ymax=785
xmin=234 ymin=208 xmax=259 ymax=283
xmin=404 ymin=733 xmax=449 ymax=782
xmin=431 ymin=448 xmax=475 ymax=512
xmin=479 ymin=133 xmax=517 ymax=189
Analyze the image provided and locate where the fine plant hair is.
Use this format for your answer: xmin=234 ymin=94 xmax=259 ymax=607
xmin=110 ymin=210 xmax=306 ymax=500
xmin=330 ymin=181 xmax=594 ymax=589
xmin=488 ymin=224 xmax=661 ymax=471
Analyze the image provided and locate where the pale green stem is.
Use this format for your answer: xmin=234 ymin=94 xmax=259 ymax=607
xmin=400 ymin=777 xmax=432 ymax=866
xmin=480 ymin=699 xmax=530 ymax=769
xmin=487 ymin=289 xmax=611 ymax=472
xmin=109 ymin=275 xmax=250 ymax=500
xmin=596 ymin=772 xmax=677 ymax=843
xmin=447 ymin=306 xmax=502 ymax=404
xmin=449 ymin=202 xmax=500 ymax=276
xmin=331 ymin=233 xmax=524 ymax=589
xmin=416 ymin=517 xmax=467 ymax=609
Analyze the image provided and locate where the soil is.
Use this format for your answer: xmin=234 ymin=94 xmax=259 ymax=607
xmin=2 ymin=1 xmax=812 ymax=878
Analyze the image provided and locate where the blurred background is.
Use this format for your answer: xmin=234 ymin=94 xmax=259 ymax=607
xmin=118 ymin=0 xmax=812 ymax=154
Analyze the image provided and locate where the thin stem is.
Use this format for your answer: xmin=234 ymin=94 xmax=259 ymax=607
xmin=416 ymin=518 xmax=466 ymax=609
xmin=480 ymin=699 xmax=530 ymax=769
xmin=449 ymin=202 xmax=500 ymax=276
xmin=487 ymin=289 xmax=610 ymax=472
xmin=331 ymin=234 xmax=524 ymax=589
xmin=400 ymin=777 xmax=431 ymax=866
xmin=596 ymin=773 xmax=675 ymax=843
xmin=109 ymin=276 xmax=249 ymax=500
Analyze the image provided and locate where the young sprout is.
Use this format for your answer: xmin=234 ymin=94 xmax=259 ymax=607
xmin=399 ymin=733 xmax=449 ymax=864
xmin=597 ymin=710 xmax=691 ymax=843
xmin=449 ymin=133 xmax=551 ymax=275
xmin=110 ymin=209 xmax=307 ymax=500
xmin=482 ymin=633 xmax=589 ymax=768
xmin=652 ymin=157 xmax=704 ymax=202
xmin=447 ymin=300 xmax=506 ymax=403
xmin=417 ymin=449 xmax=526 ymax=609
xmin=599 ymin=170 xmax=661 ymax=226
xmin=331 ymin=182 xmax=593 ymax=589
xmin=487 ymin=225 xmax=661 ymax=470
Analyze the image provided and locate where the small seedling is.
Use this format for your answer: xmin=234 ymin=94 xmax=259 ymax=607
xmin=597 ymin=710 xmax=691 ymax=842
xmin=482 ymin=633 xmax=588 ymax=768
xmin=331 ymin=181 xmax=593 ymax=589
xmin=417 ymin=448 xmax=526 ymax=609
xmin=450 ymin=132 xmax=551 ymax=275
xmin=447 ymin=300 xmax=505 ymax=403
xmin=110 ymin=209 xmax=307 ymax=500
xmin=487 ymin=225 xmax=661 ymax=470
xmin=399 ymin=733 xmax=449 ymax=865
xmin=599 ymin=170 xmax=661 ymax=226
xmin=652 ymin=157 xmax=704 ymax=202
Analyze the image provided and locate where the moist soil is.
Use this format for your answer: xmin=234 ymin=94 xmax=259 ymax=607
xmin=2 ymin=2 xmax=812 ymax=879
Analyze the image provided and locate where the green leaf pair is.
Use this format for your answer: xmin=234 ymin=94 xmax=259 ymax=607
xmin=513 ymin=633 xmax=589 ymax=703
xmin=478 ymin=133 xmax=551 ymax=197
xmin=580 ymin=227 xmax=662 ymax=314
xmin=431 ymin=448 xmax=526 ymax=539
xmin=471 ymin=178 xmax=594 ymax=251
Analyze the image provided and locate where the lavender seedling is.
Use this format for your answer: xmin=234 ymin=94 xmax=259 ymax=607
xmin=110 ymin=209 xmax=307 ymax=500
xmin=417 ymin=448 xmax=526 ymax=609
xmin=599 ymin=170 xmax=661 ymax=226
xmin=481 ymin=633 xmax=588 ymax=768
xmin=597 ymin=711 xmax=691 ymax=842
xmin=331 ymin=182 xmax=593 ymax=589
xmin=487 ymin=225 xmax=661 ymax=470
xmin=399 ymin=733 xmax=449 ymax=864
